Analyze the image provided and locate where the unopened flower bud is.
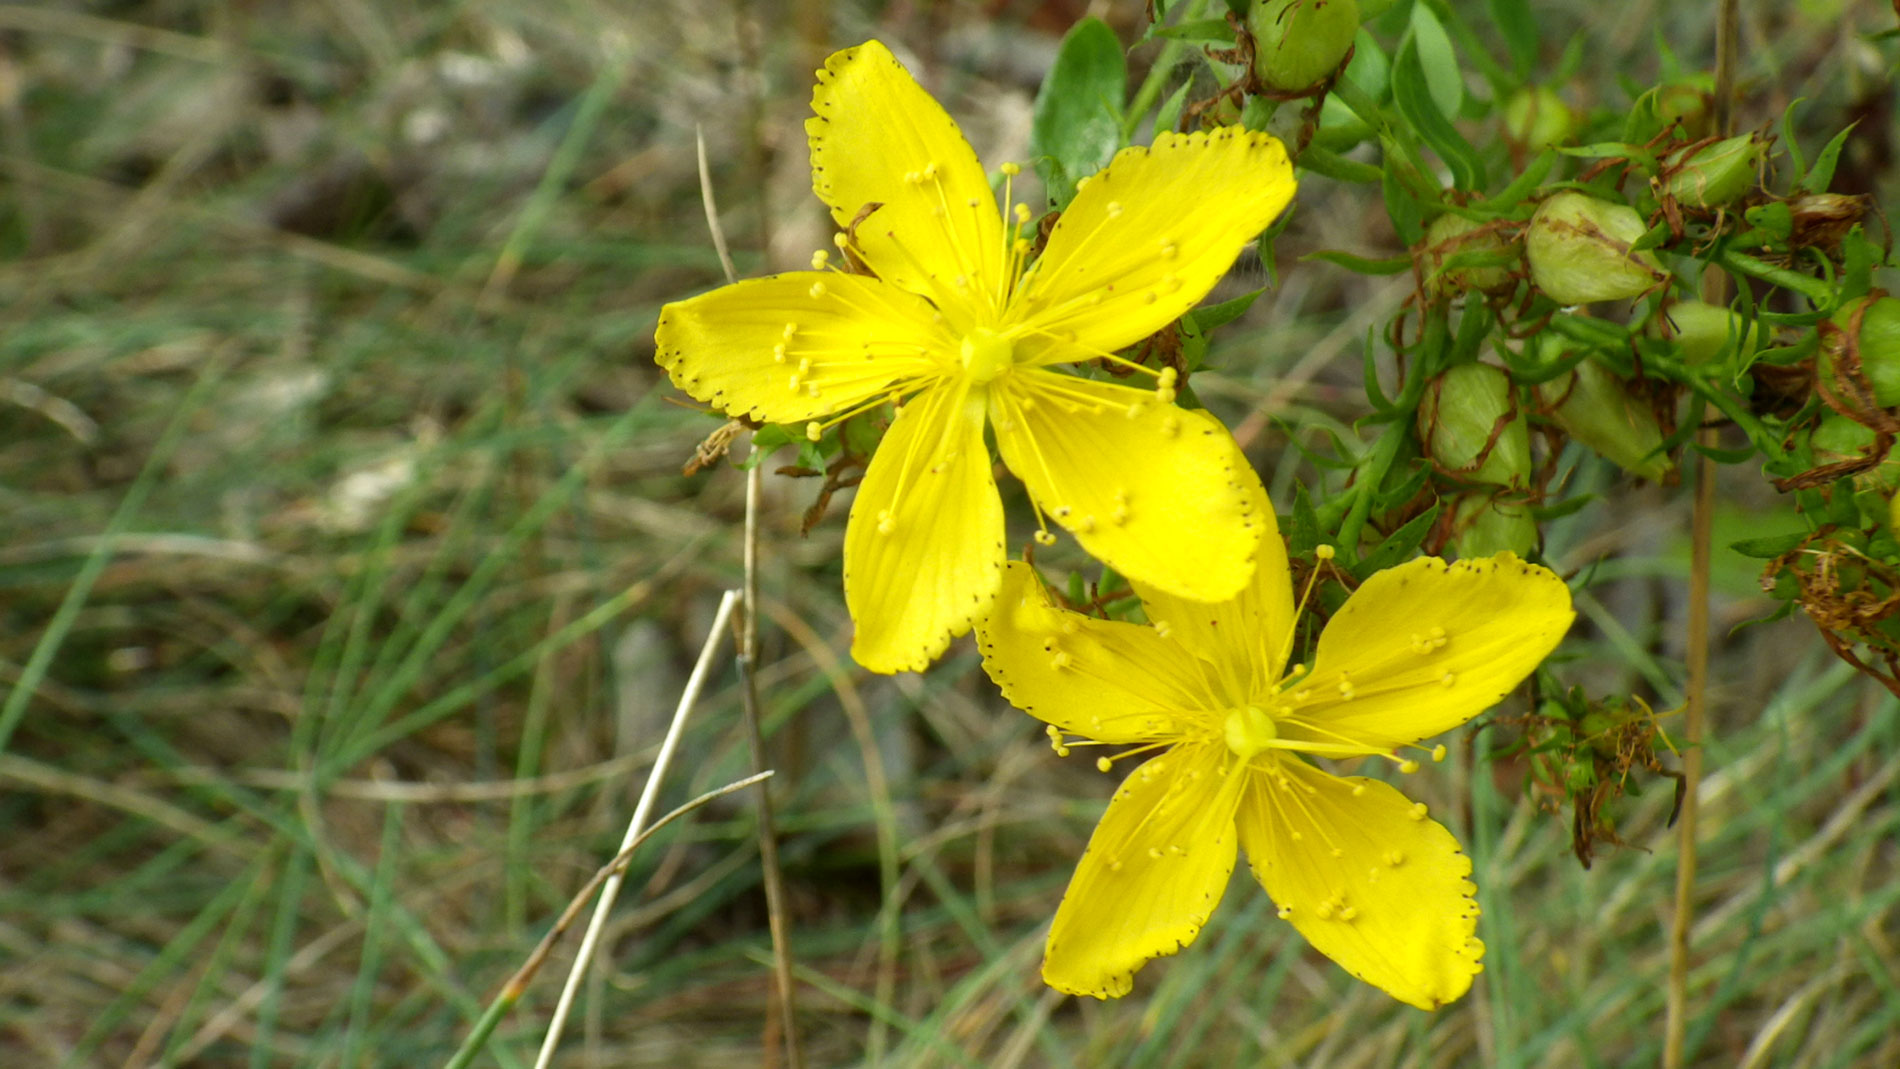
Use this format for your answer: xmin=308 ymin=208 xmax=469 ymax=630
xmin=1420 ymin=214 xmax=1518 ymax=298
xmin=1451 ymin=493 xmax=1538 ymax=558
xmin=1501 ymin=87 xmax=1575 ymax=150
xmin=1538 ymin=359 xmax=1673 ymax=482
xmin=1420 ymin=363 xmax=1532 ymax=487
xmin=1527 ymin=192 xmax=1667 ymax=304
xmin=1660 ymin=134 xmax=1761 ymax=209
xmin=1658 ymin=300 xmax=1757 ymax=366
xmin=1819 ymin=295 xmax=1900 ymax=407
xmin=1249 ymin=0 xmax=1360 ymax=93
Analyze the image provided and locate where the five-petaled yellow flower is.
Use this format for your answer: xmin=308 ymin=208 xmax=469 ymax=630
xmin=654 ymin=40 xmax=1297 ymax=673
xmin=975 ymin=510 xmax=1574 ymax=1007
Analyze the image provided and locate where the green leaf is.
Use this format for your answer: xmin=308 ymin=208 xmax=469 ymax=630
xmin=1153 ymin=80 xmax=1193 ymax=139
xmin=1380 ymin=145 xmax=1427 ymax=244
xmin=1408 ymin=4 xmax=1464 ymax=119
xmin=1356 ymin=505 xmax=1440 ymax=577
xmin=1802 ymin=121 xmax=1859 ymax=193
xmin=1289 ymin=483 xmax=1324 ymax=555
xmin=1031 ymin=18 xmax=1128 ymax=210
xmin=1299 ymin=145 xmax=1386 ymax=183
xmin=1780 ymin=98 xmax=1811 ymax=184
xmin=1487 ymin=0 xmax=1538 ymax=77
xmin=1150 ymin=18 xmax=1236 ymax=44
xmin=1730 ymin=531 xmax=1809 ymax=559
xmin=1304 ymin=249 xmax=1413 ymax=274
xmin=1186 ymin=288 xmax=1265 ymax=332
xmin=1391 ymin=42 xmax=1486 ymax=191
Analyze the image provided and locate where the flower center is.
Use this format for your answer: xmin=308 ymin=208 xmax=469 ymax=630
xmin=959 ymin=328 xmax=1014 ymax=384
xmin=1223 ymin=705 xmax=1278 ymax=760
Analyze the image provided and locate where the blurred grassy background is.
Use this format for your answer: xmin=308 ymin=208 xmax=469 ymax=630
xmin=3 ymin=1 xmax=1899 ymax=1066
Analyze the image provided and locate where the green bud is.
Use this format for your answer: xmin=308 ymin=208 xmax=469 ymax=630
xmin=1743 ymin=200 xmax=1795 ymax=241
xmin=1501 ymin=87 xmax=1575 ymax=150
xmin=1420 ymin=213 xmax=1519 ymax=298
xmin=1660 ymin=134 xmax=1761 ymax=209
xmin=1819 ymin=296 xmax=1900 ymax=407
xmin=1451 ymin=493 xmax=1538 ymax=558
xmin=1249 ymin=0 xmax=1361 ymax=92
xmin=1420 ymin=363 xmax=1532 ymax=486
xmin=1538 ymin=359 xmax=1673 ymax=482
xmin=1527 ymin=191 xmax=1668 ymax=304
xmin=1658 ymin=300 xmax=1757 ymax=366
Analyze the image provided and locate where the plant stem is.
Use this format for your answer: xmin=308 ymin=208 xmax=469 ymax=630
xmin=1665 ymin=4 xmax=1737 ymax=1064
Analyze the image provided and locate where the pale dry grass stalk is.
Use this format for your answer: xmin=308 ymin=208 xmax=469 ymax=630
xmin=532 ymin=589 xmax=740 ymax=1068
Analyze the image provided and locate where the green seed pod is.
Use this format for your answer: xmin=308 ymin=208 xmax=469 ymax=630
xmin=1501 ymin=87 xmax=1575 ymax=150
xmin=1421 ymin=213 xmax=1519 ymax=298
xmin=1658 ymin=300 xmax=1757 ymax=366
xmin=1420 ymin=363 xmax=1533 ymax=487
xmin=1538 ymin=359 xmax=1673 ymax=482
xmin=1249 ymin=0 xmax=1361 ymax=92
xmin=1820 ymin=296 xmax=1900 ymax=408
xmin=1527 ymin=191 xmax=1668 ymax=304
xmin=1660 ymin=134 xmax=1762 ymax=209
xmin=1451 ymin=493 xmax=1538 ymax=558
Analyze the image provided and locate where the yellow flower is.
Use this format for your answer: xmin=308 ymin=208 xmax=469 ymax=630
xmin=975 ymin=515 xmax=1574 ymax=1007
xmin=654 ymin=40 xmax=1296 ymax=673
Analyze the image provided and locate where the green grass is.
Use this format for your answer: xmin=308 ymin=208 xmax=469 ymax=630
xmin=3 ymin=1 xmax=1899 ymax=1066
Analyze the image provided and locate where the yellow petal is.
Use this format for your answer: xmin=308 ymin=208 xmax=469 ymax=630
xmin=844 ymin=381 xmax=1004 ymax=673
xmin=1006 ymin=128 xmax=1295 ymax=366
xmin=991 ymin=370 xmax=1266 ymax=601
xmin=1239 ymin=758 xmax=1483 ymax=1010
xmin=1127 ymin=480 xmax=1295 ymax=705
xmin=1044 ymin=745 xmax=1242 ymax=999
xmin=656 ymin=272 xmax=950 ymax=424
xmin=807 ymin=41 xmax=1005 ymax=327
xmin=1282 ymin=554 xmax=1574 ymax=753
xmin=976 ymin=561 xmax=1216 ymax=742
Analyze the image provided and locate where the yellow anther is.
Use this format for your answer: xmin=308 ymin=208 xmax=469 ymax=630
xmin=772 ymin=343 xmax=788 ymax=363
xmin=876 ymin=510 xmax=896 ymax=535
xmin=1410 ymin=802 xmax=1429 ymax=821
xmin=1315 ymin=544 xmax=1337 ymax=560
xmin=1033 ymin=529 xmax=1057 ymax=546
xmin=1106 ymin=200 xmax=1123 ymax=217
xmin=808 ymin=281 xmax=827 ymax=299
xmin=832 ymin=232 xmax=848 ymax=249
xmin=1432 ymin=744 xmax=1448 ymax=762
xmin=1013 ymin=203 xmax=1031 ymax=224
xmin=1000 ymin=161 xmax=1021 ymax=176
xmin=805 ymin=422 xmax=822 ymax=442
xmin=1399 ymin=758 xmax=1420 ymax=774
xmin=1276 ymin=905 xmax=1293 ymax=920
xmin=1095 ymin=756 xmax=1112 ymax=773
xmin=810 ymin=249 xmax=830 ymax=270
